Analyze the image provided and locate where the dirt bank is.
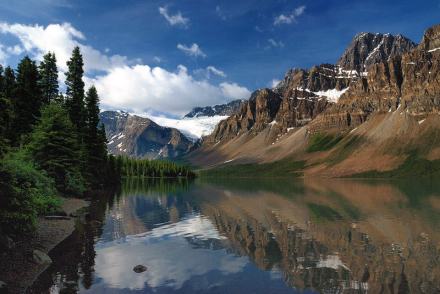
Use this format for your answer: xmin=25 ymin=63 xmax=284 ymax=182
xmin=0 ymin=198 xmax=89 ymax=294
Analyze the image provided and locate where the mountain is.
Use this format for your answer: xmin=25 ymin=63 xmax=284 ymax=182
xmin=188 ymin=25 xmax=440 ymax=177
xmin=100 ymin=111 xmax=194 ymax=159
xmin=184 ymin=100 xmax=243 ymax=118
xmin=337 ymin=32 xmax=416 ymax=72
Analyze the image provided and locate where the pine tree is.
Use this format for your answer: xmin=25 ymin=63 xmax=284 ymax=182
xmin=84 ymin=86 xmax=108 ymax=188
xmin=12 ymin=56 xmax=42 ymax=143
xmin=0 ymin=66 xmax=12 ymax=154
xmin=38 ymin=52 xmax=59 ymax=104
xmin=27 ymin=102 xmax=86 ymax=196
xmin=3 ymin=66 xmax=16 ymax=98
xmin=65 ymin=47 xmax=85 ymax=131
xmin=85 ymin=86 xmax=100 ymax=139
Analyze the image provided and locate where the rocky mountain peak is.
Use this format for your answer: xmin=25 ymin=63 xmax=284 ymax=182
xmin=337 ymin=32 xmax=416 ymax=72
xmin=420 ymin=24 xmax=440 ymax=52
xmin=184 ymin=99 xmax=243 ymax=118
xmin=99 ymin=111 xmax=193 ymax=159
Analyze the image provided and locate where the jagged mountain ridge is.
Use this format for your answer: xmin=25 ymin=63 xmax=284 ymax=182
xmin=203 ymin=31 xmax=416 ymax=145
xmin=100 ymin=111 xmax=194 ymax=159
xmin=184 ymin=99 xmax=243 ymax=118
xmin=337 ymin=32 xmax=416 ymax=72
xmin=189 ymin=24 xmax=440 ymax=176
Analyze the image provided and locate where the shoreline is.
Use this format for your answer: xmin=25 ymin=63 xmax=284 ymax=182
xmin=0 ymin=198 xmax=89 ymax=294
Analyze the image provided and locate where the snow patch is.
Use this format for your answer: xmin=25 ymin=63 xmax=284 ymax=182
xmin=418 ymin=119 xmax=425 ymax=125
xmin=224 ymin=159 xmax=234 ymax=163
xmin=428 ymin=47 xmax=440 ymax=53
xmin=300 ymin=87 xmax=349 ymax=103
xmin=365 ymin=39 xmax=384 ymax=62
xmin=135 ymin=114 xmax=229 ymax=141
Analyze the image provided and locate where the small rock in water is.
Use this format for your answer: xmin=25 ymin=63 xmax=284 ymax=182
xmin=0 ymin=280 xmax=8 ymax=294
xmin=32 ymin=249 xmax=52 ymax=265
xmin=133 ymin=265 xmax=147 ymax=273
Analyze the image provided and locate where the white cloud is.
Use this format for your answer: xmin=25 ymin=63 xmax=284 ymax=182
xmin=215 ymin=5 xmax=227 ymax=21
xmin=0 ymin=22 xmax=250 ymax=117
xmin=153 ymin=56 xmax=162 ymax=63
xmin=267 ymin=38 xmax=285 ymax=48
xmin=220 ymin=82 xmax=251 ymax=100
xmin=92 ymin=65 xmax=249 ymax=116
xmin=158 ymin=6 xmax=189 ymax=27
xmin=195 ymin=66 xmax=226 ymax=79
xmin=207 ymin=66 xmax=226 ymax=78
xmin=0 ymin=22 xmax=127 ymax=72
xmin=274 ymin=5 xmax=306 ymax=25
xmin=177 ymin=43 xmax=206 ymax=58
xmin=6 ymin=44 xmax=24 ymax=55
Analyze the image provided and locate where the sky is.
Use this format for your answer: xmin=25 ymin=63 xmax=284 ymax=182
xmin=0 ymin=0 xmax=439 ymax=118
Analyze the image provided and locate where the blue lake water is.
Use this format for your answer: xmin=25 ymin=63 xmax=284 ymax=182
xmin=29 ymin=178 xmax=440 ymax=293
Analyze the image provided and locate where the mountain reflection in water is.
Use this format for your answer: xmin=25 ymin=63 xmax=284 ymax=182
xmin=28 ymin=178 xmax=440 ymax=293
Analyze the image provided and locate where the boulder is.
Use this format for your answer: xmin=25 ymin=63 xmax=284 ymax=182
xmin=133 ymin=265 xmax=147 ymax=273
xmin=32 ymin=249 xmax=52 ymax=265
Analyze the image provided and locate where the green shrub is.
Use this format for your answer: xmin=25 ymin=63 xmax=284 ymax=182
xmin=200 ymin=159 xmax=305 ymax=178
xmin=0 ymin=151 xmax=60 ymax=234
xmin=307 ymin=133 xmax=343 ymax=153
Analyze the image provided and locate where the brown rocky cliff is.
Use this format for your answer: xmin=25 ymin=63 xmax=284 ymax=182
xmin=309 ymin=24 xmax=440 ymax=133
xmin=202 ymin=30 xmax=416 ymax=146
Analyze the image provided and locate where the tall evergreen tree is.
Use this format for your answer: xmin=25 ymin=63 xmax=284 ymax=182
xmin=0 ymin=66 xmax=15 ymax=151
xmin=12 ymin=56 xmax=42 ymax=143
xmin=84 ymin=86 xmax=108 ymax=188
xmin=38 ymin=52 xmax=59 ymax=104
xmin=0 ymin=65 xmax=11 ymax=154
xmin=3 ymin=66 xmax=16 ymax=98
xmin=65 ymin=46 xmax=85 ymax=131
xmin=27 ymin=102 xmax=86 ymax=196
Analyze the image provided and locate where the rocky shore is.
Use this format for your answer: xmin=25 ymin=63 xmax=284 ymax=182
xmin=0 ymin=198 xmax=89 ymax=294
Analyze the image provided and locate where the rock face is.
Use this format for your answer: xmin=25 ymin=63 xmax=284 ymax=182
xmin=309 ymin=24 xmax=440 ymax=133
xmin=337 ymin=32 xmax=416 ymax=72
xmin=201 ymin=29 xmax=420 ymax=146
xmin=184 ymin=100 xmax=243 ymax=118
xmin=100 ymin=111 xmax=194 ymax=159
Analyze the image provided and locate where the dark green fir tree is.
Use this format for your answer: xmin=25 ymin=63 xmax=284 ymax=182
xmin=38 ymin=52 xmax=59 ymax=104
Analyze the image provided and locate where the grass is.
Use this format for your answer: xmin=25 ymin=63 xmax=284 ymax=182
xmin=306 ymin=133 xmax=343 ymax=153
xmin=352 ymin=151 xmax=440 ymax=178
xmin=199 ymin=159 xmax=306 ymax=178
xmin=326 ymin=135 xmax=363 ymax=166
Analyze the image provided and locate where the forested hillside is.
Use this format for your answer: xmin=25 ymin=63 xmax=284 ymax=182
xmin=0 ymin=47 xmax=118 ymax=234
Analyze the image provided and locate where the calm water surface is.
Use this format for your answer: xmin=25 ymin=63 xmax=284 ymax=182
xmin=29 ymin=178 xmax=440 ymax=293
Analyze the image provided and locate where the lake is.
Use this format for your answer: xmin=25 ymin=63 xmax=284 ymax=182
xmin=28 ymin=177 xmax=440 ymax=293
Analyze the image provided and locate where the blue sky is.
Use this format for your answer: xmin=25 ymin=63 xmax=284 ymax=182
xmin=0 ymin=0 xmax=439 ymax=116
